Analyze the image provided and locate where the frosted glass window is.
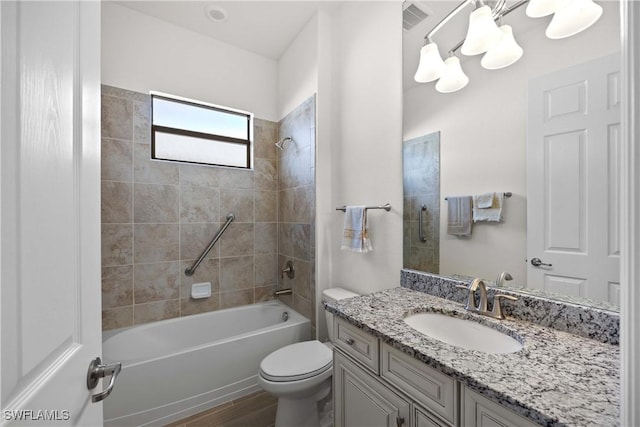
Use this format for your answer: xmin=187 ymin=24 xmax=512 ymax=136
xmin=151 ymin=93 xmax=252 ymax=168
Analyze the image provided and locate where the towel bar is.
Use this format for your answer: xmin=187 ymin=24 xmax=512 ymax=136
xmin=445 ymin=192 xmax=512 ymax=201
xmin=336 ymin=203 xmax=391 ymax=212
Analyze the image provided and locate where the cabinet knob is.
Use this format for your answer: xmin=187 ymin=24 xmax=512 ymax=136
xmin=345 ymin=338 xmax=355 ymax=345
xmin=396 ymin=415 xmax=405 ymax=427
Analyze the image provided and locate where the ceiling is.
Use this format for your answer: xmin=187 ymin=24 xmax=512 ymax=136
xmin=114 ymin=1 xmax=344 ymax=60
xmin=113 ymin=0 xmax=538 ymax=87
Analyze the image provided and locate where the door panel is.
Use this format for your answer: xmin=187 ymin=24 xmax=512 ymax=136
xmin=1 ymin=1 xmax=102 ymax=424
xmin=527 ymin=53 xmax=620 ymax=302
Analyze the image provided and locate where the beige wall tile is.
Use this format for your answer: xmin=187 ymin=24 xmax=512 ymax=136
xmin=220 ymin=289 xmax=253 ymax=309
xmin=134 ymin=223 xmax=179 ymax=263
xmin=134 ymin=99 xmax=151 ymax=144
xmin=292 ymin=224 xmax=312 ymax=261
xmin=102 ymin=266 xmax=133 ymax=310
xmin=180 ymin=186 xmax=220 ymax=223
xmin=180 ymin=258 xmax=220 ymax=299
xmin=179 ymin=164 xmax=220 ymax=188
xmin=293 ymin=294 xmax=312 ymax=320
xmin=255 ymin=191 xmax=277 ymax=222
xmin=134 ymin=262 xmax=180 ymax=304
xmin=254 ymin=118 xmax=278 ymax=160
xmin=219 ymin=256 xmax=254 ymax=292
xmin=279 ymin=145 xmax=312 ymax=189
xmin=102 ymin=85 xmax=148 ymax=102
xmin=219 ymin=223 xmax=254 ymax=257
xmin=180 ymin=294 xmax=220 ymax=317
xmin=102 ymin=306 xmax=133 ymax=331
xmin=102 ymin=138 xmax=132 ymax=182
xmin=278 ymin=223 xmax=294 ymax=258
xmin=102 ymin=224 xmax=133 ymax=266
xmin=219 ymin=168 xmax=254 ymax=189
xmin=102 ymin=181 xmax=133 ymax=224
xmin=134 ymin=143 xmax=179 ymax=185
xmin=255 ymin=223 xmax=277 ymax=255
xmin=134 ymin=299 xmax=180 ymax=325
xmin=180 ymin=223 xmax=221 ymax=260
xmin=254 ymin=285 xmax=276 ymax=303
xmin=255 ymin=254 xmax=277 ymax=287
xmin=220 ymin=189 xmax=254 ymax=223
xmin=290 ymin=260 xmax=312 ymax=301
xmin=134 ymin=183 xmax=179 ymax=223
xmin=102 ymin=95 xmax=133 ymax=140
xmin=254 ymin=158 xmax=277 ymax=191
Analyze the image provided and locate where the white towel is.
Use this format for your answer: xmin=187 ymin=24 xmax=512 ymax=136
xmin=341 ymin=206 xmax=373 ymax=253
xmin=473 ymin=192 xmax=504 ymax=222
xmin=447 ymin=196 xmax=472 ymax=236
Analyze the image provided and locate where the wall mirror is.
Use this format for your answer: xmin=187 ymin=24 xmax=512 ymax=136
xmin=402 ymin=0 xmax=621 ymax=310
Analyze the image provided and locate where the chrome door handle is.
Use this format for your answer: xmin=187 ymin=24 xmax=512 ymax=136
xmin=418 ymin=205 xmax=427 ymax=242
xmin=530 ymin=257 xmax=552 ymax=267
xmin=87 ymin=357 xmax=121 ymax=403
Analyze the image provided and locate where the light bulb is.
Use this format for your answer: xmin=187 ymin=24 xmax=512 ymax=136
xmin=461 ymin=5 xmax=503 ymax=56
xmin=435 ymin=56 xmax=469 ymax=93
xmin=481 ymin=25 xmax=524 ymax=70
xmin=414 ymin=43 xmax=447 ymax=83
xmin=546 ymin=0 xmax=603 ymax=39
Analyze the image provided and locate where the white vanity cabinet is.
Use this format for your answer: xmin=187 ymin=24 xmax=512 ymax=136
xmin=333 ymin=318 xmax=541 ymax=427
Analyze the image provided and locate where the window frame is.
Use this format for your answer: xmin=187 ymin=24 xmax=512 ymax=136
xmin=150 ymin=92 xmax=253 ymax=169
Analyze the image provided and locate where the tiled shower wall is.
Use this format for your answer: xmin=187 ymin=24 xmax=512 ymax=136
xmin=403 ymin=131 xmax=440 ymax=273
xmin=276 ymin=96 xmax=316 ymax=334
xmin=100 ymin=85 xmax=281 ymax=330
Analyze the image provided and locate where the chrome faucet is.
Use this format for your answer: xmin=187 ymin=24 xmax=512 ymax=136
xmin=495 ymin=271 xmax=513 ymax=287
xmin=457 ymin=278 xmax=518 ymax=320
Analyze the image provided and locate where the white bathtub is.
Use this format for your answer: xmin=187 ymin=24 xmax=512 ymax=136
xmin=102 ymin=301 xmax=310 ymax=427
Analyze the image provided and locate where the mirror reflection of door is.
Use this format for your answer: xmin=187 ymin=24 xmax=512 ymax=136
xmin=403 ymin=132 xmax=440 ymax=272
xmin=527 ymin=53 xmax=621 ymax=304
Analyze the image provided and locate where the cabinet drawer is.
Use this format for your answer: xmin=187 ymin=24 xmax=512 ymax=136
xmin=381 ymin=343 xmax=457 ymax=425
xmin=461 ymin=386 xmax=540 ymax=427
xmin=414 ymin=404 xmax=450 ymax=427
xmin=334 ymin=318 xmax=380 ymax=373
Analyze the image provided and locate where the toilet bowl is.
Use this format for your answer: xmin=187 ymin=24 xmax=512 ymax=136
xmin=257 ymin=287 xmax=359 ymax=427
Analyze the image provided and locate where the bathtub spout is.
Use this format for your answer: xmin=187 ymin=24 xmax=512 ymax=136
xmin=274 ymin=288 xmax=292 ymax=297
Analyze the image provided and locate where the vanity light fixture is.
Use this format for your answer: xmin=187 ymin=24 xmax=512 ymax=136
xmin=414 ymin=0 xmax=603 ymax=93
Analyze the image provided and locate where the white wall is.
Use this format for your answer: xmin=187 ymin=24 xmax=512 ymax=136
xmin=101 ymin=2 xmax=278 ymax=121
xmin=330 ymin=2 xmax=404 ymax=295
xmin=403 ymin=2 xmax=620 ymax=285
xmin=277 ymin=15 xmax=318 ymax=121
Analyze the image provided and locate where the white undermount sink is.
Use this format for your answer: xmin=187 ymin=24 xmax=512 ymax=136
xmin=404 ymin=313 xmax=523 ymax=354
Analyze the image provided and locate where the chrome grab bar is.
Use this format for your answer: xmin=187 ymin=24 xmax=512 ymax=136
xmin=185 ymin=213 xmax=235 ymax=276
xmin=419 ymin=205 xmax=427 ymax=242
xmin=335 ymin=203 xmax=391 ymax=212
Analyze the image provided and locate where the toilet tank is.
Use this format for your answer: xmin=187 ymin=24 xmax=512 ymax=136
xmin=322 ymin=288 xmax=359 ymax=342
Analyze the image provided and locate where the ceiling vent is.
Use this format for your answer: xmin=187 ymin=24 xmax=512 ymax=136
xmin=403 ymin=1 xmax=430 ymax=32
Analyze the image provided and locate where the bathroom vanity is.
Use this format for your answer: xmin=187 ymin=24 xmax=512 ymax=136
xmin=325 ymin=285 xmax=619 ymax=427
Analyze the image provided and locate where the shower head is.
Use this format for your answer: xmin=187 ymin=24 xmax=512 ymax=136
xmin=275 ymin=137 xmax=293 ymax=150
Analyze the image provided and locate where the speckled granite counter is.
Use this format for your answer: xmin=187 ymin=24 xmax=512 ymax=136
xmin=325 ymin=287 xmax=619 ymax=426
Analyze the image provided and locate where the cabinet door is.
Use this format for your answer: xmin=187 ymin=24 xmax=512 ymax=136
xmin=334 ymin=351 xmax=410 ymax=427
xmin=462 ymin=387 xmax=540 ymax=427
xmin=414 ymin=404 xmax=450 ymax=427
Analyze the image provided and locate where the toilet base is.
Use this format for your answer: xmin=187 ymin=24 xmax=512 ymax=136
xmin=274 ymin=378 xmax=331 ymax=427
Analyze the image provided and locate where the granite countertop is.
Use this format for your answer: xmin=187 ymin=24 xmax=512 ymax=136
xmin=325 ymin=287 xmax=620 ymax=427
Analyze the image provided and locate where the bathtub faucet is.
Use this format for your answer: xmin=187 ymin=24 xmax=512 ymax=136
xmin=274 ymin=288 xmax=292 ymax=297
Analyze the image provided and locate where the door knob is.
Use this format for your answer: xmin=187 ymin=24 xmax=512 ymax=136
xmin=87 ymin=357 xmax=121 ymax=403
xmin=530 ymin=257 xmax=552 ymax=267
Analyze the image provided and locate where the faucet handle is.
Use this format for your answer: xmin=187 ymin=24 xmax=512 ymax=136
xmin=491 ymin=294 xmax=518 ymax=319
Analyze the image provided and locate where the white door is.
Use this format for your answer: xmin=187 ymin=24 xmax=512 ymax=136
xmin=1 ymin=1 xmax=104 ymax=425
xmin=527 ymin=53 xmax=621 ymax=303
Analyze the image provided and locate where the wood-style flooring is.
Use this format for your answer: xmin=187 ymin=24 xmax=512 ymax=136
xmin=165 ymin=391 xmax=277 ymax=427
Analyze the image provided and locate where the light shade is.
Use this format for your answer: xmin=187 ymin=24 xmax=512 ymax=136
xmin=461 ymin=5 xmax=503 ymax=56
xmin=414 ymin=42 xmax=447 ymax=83
xmin=481 ymin=25 xmax=524 ymax=70
xmin=525 ymin=0 xmax=567 ymax=17
xmin=435 ymin=56 xmax=469 ymax=93
xmin=546 ymin=0 xmax=603 ymax=39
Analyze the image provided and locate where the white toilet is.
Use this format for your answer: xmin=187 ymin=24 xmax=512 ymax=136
xmin=258 ymin=287 xmax=359 ymax=427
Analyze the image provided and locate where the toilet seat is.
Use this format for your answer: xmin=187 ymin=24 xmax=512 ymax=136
xmin=259 ymin=340 xmax=332 ymax=382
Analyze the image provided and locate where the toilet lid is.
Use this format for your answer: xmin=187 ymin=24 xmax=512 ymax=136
xmin=260 ymin=340 xmax=332 ymax=382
